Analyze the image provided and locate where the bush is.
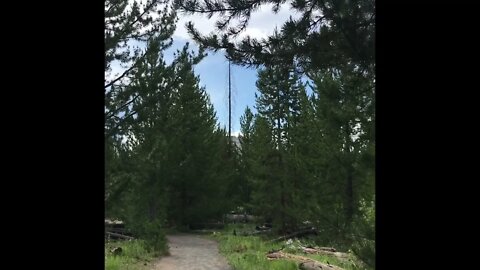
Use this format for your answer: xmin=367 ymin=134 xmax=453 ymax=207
xmin=351 ymin=200 xmax=375 ymax=269
xmin=140 ymin=220 xmax=167 ymax=254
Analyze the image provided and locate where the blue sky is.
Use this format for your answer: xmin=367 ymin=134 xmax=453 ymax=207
xmin=194 ymin=49 xmax=259 ymax=134
xmin=164 ymin=38 xmax=259 ymax=135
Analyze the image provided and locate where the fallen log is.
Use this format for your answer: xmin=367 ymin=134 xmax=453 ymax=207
xmin=106 ymin=227 xmax=129 ymax=234
xmin=240 ymin=229 xmax=272 ymax=236
xmin=301 ymin=247 xmax=350 ymax=260
xmin=255 ymin=223 xmax=272 ymax=231
xmin=270 ymin=227 xmax=317 ymax=242
xmin=105 ymin=219 xmax=124 ymax=225
xmin=106 ymin=231 xmax=134 ymax=240
xmin=317 ymin=247 xmax=336 ymax=252
xmin=266 ymin=251 xmax=288 ymax=260
xmin=266 ymin=251 xmax=344 ymax=270
xmin=319 ymin=251 xmax=349 ymax=260
xmin=303 ymin=247 xmax=322 ymax=254
xmin=225 ymin=214 xmax=257 ymax=223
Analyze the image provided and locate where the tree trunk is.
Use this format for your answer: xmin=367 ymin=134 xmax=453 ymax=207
xmin=345 ymin=167 xmax=354 ymax=225
xmin=344 ymin=123 xmax=354 ymax=225
xmin=270 ymin=227 xmax=317 ymax=242
xmin=181 ymin=186 xmax=186 ymax=225
xmin=267 ymin=251 xmax=344 ymax=270
xmin=301 ymin=247 xmax=350 ymax=260
xmin=106 ymin=231 xmax=134 ymax=240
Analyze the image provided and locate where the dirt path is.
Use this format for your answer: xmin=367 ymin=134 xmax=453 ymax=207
xmin=152 ymin=234 xmax=232 ymax=270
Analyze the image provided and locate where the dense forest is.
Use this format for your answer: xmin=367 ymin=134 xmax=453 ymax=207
xmin=105 ymin=0 xmax=374 ymax=268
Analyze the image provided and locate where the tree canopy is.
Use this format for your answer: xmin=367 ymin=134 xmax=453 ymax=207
xmin=175 ymin=0 xmax=374 ymax=73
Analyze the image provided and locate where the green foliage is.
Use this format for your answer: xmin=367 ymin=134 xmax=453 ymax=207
xmin=350 ymin=199 xmax=375 ymax=269
xmin=238 ymin=107 xmax=255 ymax=208
xmin=105 ymin=0 xmax=177 ymax=137
xmin=133 ymin=220 xmax=168 ymax=252
xmin=212 ymin=224 xmax=366 ymax=270
xmin=105 ymin=256 xmax=123 ymax=270
xmin=105 ymin=240 xmax=157 ymax=270
xmin=175 ymin=0 xmax=374 ymax=73
xmin=214 ymin=233 xmax=297 ymax=270
xmin=255 ymin=62 xmax=303 ymax=148
xmin=161 ymin=47 xmax=234 ymax=226
xmin=105 ymin=3 xmax=179 ymax=236
xmin=246 ymin=62 xmax=317 ymax=233
xmin=311 ymin=66 xmax=374 ymax=228
xmin=235 ymin=57 xmax=374 ymax=266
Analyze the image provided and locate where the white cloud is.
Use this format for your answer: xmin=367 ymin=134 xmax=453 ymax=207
xmin=231 ymin=131 xmax=242 ymax=137
xmin=174 ymin=12 xmax=221 ymax=40
xmin=238 ymin=28 xmax=268 ymax=40
xmin=174 ymin=3 xmax=302 ymax=42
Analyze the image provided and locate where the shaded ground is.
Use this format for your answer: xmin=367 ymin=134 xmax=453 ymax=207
xmin=153 ymin=234 xmax=232 ymax=270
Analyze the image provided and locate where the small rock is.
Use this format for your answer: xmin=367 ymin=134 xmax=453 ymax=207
xmin=111 ymin=247 xmax=122 ymax=256
xmin=300 ymin=261 xmax=338 ymax=270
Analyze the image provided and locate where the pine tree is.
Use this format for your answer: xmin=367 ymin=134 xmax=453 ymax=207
xmin=238 ymin=107 xmax=255 ymax=208
xmin=255 ymin=61 xmax=302 ymax=149
xmin=310 ymin=65 xmax=374 ymax=236
xmin=251 ymin=60 xmax=306 ymax=232
xmin=283 ymin=86 xmax=317 ymax=228
xmin=247 ymin=116 xmax=278 ymax=225
xmin=175 ymin=0 xmax=374 ymax=72
xmin=104 ymin=36 xmax=179 ymax=250
xmin=105 ymin=0 xmax=176 ymax=137
xmin=164 ymin=44 xmax=231 ymax=227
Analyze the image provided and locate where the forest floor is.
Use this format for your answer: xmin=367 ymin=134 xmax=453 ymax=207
xmin=152 ymin=233 xmax=232 ymax=270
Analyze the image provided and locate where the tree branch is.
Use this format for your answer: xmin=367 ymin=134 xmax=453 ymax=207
xmin=106 ymin=94 xmax=141 ymax=120
xmin=106 ymin=110 xmax=138 ymax=138
xmin=177 ymin=0 xmax=261 ymax=16
xmin=123 ymin=0 xmax=161 ymax=36
xmin=105 ymin=0 xmax=121 ymax=17
xmin=105 ymin=62 xmax=138 ymax=89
